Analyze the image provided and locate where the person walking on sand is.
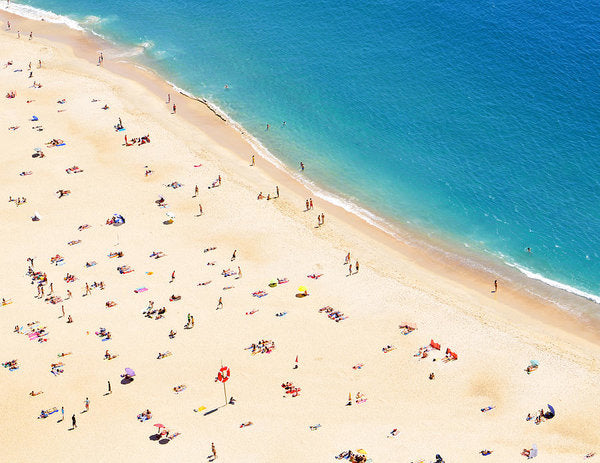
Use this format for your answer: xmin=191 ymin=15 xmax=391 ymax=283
xmin=198 ymin=203 xmax=203 ymax=215
xmin=107 ymin=380 xmax=111 ymax=394
xmin=84 ymin=397 xmax=89 ymax=412
xmin=211 ymin=443 xmax=217 ymax=459
xmin=237 ymin=266 xmax=242 ymax=278
xmin=216 ymin=297 xmax=223 ymax=310
xmin=494 ymin=279 xmax=498 ymax=293
xmin=349 ymin=264 xmax=353 ymax=276
xmin=231 ymin=250 xmax=236 ymax=261
xmin=72 ymin=414 xmax=77 ymax=429
xmin=172 ymin=104 xmax=176 ymax=114
xmin=276 ymin=185 xmax=279 ymax=198
xmin=61 ymin=406 xmax=64 ymax=421
xmin=321 ymin=213 xmax=325 ymax=225
xmin=355 ymin=261 xmax=359 ymax=274
xmin=193 ymin=185 xmax=199 ymax=197
xmin=344 ymin=252 xmax=350 ymax=265
xmin=61 ymin=305 xmax=65 ymax=318
xmin=170 ymin=271 xmax=175 ymax=283
xmin=29 ymin=31 xmax=32 ymax=40
xmin=309 ymin=198 xmax=313 ymax=210
xmin=251 ymin=155 xmax=255 ymax=166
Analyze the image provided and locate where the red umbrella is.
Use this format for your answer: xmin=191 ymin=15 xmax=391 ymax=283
xmin=153 ymin=423 xmax=165 ymax=428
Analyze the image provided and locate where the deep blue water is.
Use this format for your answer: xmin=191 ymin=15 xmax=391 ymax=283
xmin=5 ymin=0 xmax=600 ymax=302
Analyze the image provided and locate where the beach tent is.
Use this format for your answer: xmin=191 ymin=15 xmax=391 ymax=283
xmin=113 ymin=214 xmax=125 ymax=224
xmin=544 ymin=404 xmax=555 ymax=419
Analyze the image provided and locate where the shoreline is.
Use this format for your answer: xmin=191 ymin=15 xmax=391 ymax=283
xmin=1 ymin=7 xmax=599 ymax=347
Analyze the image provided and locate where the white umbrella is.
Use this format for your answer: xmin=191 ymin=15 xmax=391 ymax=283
xmin=166 ymin=212 xmax=175 ymax=219
xmin=530 ymin=444 xmax=538 ymax=458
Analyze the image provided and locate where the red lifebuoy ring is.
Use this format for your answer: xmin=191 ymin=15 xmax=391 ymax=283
xmin=217 ymin=366 xmax=230 ymax=383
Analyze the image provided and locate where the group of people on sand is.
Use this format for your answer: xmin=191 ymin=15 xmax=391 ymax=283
xmin=246 ymin=339 xmax=275 ymax=355
xmin=8 ymin=196 xmax=27 ymax=206
xmin=124 ymin=134 xmax=150 ymax=146
xmin=335 ymin=450 xmax=367 ymax=462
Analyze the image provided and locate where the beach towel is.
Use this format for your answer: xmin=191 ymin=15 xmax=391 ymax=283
xmin=134 ymin=287 xmax=148 ymax=293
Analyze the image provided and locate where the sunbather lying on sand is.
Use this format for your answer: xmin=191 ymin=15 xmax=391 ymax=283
xmin=137 ymin=409 xmax=152 ymax=421
xmin=37 ymin=407 xmax=58 ymax=419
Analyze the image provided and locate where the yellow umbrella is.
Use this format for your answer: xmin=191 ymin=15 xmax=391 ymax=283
xmin=298 ymin=286 xmax=307 ymax=293
xmin=356 ymin=449 xmax=367 ymax=455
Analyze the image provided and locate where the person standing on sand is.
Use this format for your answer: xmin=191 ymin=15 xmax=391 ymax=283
xmin=107 ymin=380 xmax=111 ymax=394
xmin=170 ymin=271 xmax=175 ymax=283
xmin=29 ymin=32 xmax=32 ymax=40
xmin=355 ymin=261 xmax=359 ymax=274
xmin=193 ymin=185 xmax=199 ymax=197
xmin=167 ymin=93 xmax=170 ymax=104
xmin=216 ymin=297 xmax=223 ymax=310
xmin=276 ymin=186 xmax=279 ymax=198
xmin=85 ymin=283 xmax=91 ymax=296
xmin=231 ymin=250 xmax=236 ymax=261
xmin=305 ymin=199 xmax=309 ymax=211
xmin=494 ymin=279 xmax=498 ymax=292
xmin=211 ymin=443 xmax=217 ymax=459
xmin=61 ymin=305 xmax=65 ymax=318
xmin=251 ymin=155 xmax=255 ymax=166
xmin=349 ymin=264 xmax=353 ymax=276
xmin=84 ymin=397 xmax=89 ymax=412
xmin=237 ymin=266 xmax=242 ymax=279
xmin=309 ymin=198 xmax=313 ymax=210
xmin=321 ymin=213 xmax=325 ymax=225
xmin=172 ymin=104 xmax=176 ymax=114
xmin=72 ymin=414 xmax=77 ymax=429
xmin=199 ymin=203 xmax=203 ymax=215
xmin=61 ymin=406 xmax=64 ymax=421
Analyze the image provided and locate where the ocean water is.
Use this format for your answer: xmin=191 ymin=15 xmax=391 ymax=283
xmin=4 ymin=0 xmax=600 ymax=305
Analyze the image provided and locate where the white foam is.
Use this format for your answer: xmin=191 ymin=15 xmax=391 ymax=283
xmin=505 ymin=261 xmax=600 ymax=304
xmin=0 ymin=1 xmax=84 ymax=31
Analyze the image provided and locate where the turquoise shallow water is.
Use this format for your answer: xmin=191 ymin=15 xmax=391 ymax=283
xmin=5 ymin=0 xmax=600 ymax=304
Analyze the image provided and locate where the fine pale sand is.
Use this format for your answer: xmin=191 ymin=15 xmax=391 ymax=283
xmin=1 ymin=14 xmax=599 ymax=463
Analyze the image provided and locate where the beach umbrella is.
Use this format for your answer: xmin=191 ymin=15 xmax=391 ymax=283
xmin=530 ymin=360 xmax=539 ymax=367
xmin=530 ymin=444 xmax=538 ymax=458
xmin=545 ymin=404 xmax=555 ymax=419
xmin=166 ymin=212 xmax=175 ymax=219
xmin=268 ymin=279 xmax=277 ymax=287
xmin=153 ymin=423 xmax=165 ymax=429
xmin=125 ymin=367 xmax=136 ymax=376
xmin=298 ymin=286 xmax=307 ymax=293
xmin=356 ymin=449 xmax=367 ymax=455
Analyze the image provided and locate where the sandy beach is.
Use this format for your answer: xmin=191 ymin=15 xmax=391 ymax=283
xmin=1 ymin=13 xmax=600 ymax=463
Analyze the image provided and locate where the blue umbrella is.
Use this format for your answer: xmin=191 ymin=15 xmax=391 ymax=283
xmin=545 ymin=404 xmax=555 ymax=419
